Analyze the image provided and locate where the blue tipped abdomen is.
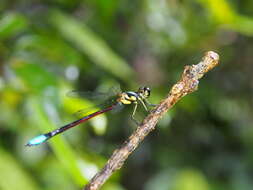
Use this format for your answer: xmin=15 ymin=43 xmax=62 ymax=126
xmin=26 ymin=135 xmax=48 ymax=146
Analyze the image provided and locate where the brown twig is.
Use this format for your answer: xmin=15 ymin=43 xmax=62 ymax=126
xmin=83 ymin=51 xmax=219 ymax=190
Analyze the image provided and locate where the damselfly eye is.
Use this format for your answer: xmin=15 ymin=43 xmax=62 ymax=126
xmin=138 ymin=86 xmax=150 ymax=97
xmin=144 ymin=87 xmax=150 ymax=97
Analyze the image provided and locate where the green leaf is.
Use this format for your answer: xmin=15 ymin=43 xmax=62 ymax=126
xmin=16 ymin=34 xmax=83 ymax=66
xmin=173 ymin=169 xmax=210 ymax=190
xmin=11 ymin=58 xmax=58 ymax=94
xmin=0 ymin=12 xmax=28 ymax=39
xmin=49 ymin=10 xmax=134 ymax=81
xmin=0 ymin=147 xmax=40 ymax=190
xmin=198 ymin=0 xmax=253 ymax=35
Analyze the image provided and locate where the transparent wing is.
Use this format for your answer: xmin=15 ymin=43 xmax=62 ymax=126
xmin=111 ymin=102 xmax=125 ymax=114
xmin=67 ymin=84 xmax=121 ymax=101
xmin=73 ymin=100 xmax=123 ymax=119
xmin=67 ymin=90 xmax=108 ymax=100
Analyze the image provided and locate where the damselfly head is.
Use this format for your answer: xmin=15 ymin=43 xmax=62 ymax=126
xmin=138 ymin=86 xmax=151 ymax=98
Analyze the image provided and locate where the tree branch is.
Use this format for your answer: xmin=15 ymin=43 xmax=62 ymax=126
xmin=83 ymin=51 xmax=220 ymax=190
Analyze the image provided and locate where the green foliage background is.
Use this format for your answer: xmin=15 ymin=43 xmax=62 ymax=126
xmin=1 ymin=0 xmax=253 ymax=190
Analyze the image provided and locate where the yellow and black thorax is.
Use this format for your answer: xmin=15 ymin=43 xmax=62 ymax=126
xmin=117 ymin=91 xmax=139 ymax=105
xmin=117 ymin=86 xmax=151 ymax=105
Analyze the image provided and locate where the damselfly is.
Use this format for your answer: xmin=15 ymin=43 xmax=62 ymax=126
xmin=26 ymin=86 xmax=154 ymax=146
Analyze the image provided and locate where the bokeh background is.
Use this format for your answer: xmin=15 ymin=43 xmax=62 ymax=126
xmin=1 ymin=0 xmax=253 ymax=190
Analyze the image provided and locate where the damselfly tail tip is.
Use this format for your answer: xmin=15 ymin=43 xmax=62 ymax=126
xmin=25 ymin=134 xmax=48 ymax=147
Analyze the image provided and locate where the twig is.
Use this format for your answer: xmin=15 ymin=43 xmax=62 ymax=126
xmin=83 ymin=51 xmax=219 ymax=190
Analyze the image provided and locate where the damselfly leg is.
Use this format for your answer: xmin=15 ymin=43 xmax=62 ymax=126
xmin=130 ymin=97 xmax=155 ymax=125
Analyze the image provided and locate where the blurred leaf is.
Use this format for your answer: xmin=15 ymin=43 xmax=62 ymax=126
xmin=49 ymin=10 xmax=134 ymax=81
xmin=41 ymin=157 xmax=77 ymax=190
xmin=54 ymin=0 xmax=78 ymax=7
xmin=86 ymin=0 xmax=120 ymax=23
xmin=90 ymin=114 xmax=107 ymax=135
xmin=16 ymin=34 xmax=83 ymax=66
xmin=173 ymin=169 xmax=210 ymax=190
xmin=0 ymin=12 xmax=28 ymax=39
xmin=1 ymin=88 xmax=22 ymax=108
xmin=232 ymin=15 xmax=253 ymax=35
xmin=103 ymin=182 xmax=125 ymax=190
xmin=0 ymin=88 xmax=23 ymax=131
xmin=10 ymin=58 xmax=58 ymax=94
xmin=0 ymin=147 xmax=40 ymax=190
xmin=198 ymin=0 xmax=253 ymax=35
xmin=197 ymin=0 xmax=235 ymax=24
